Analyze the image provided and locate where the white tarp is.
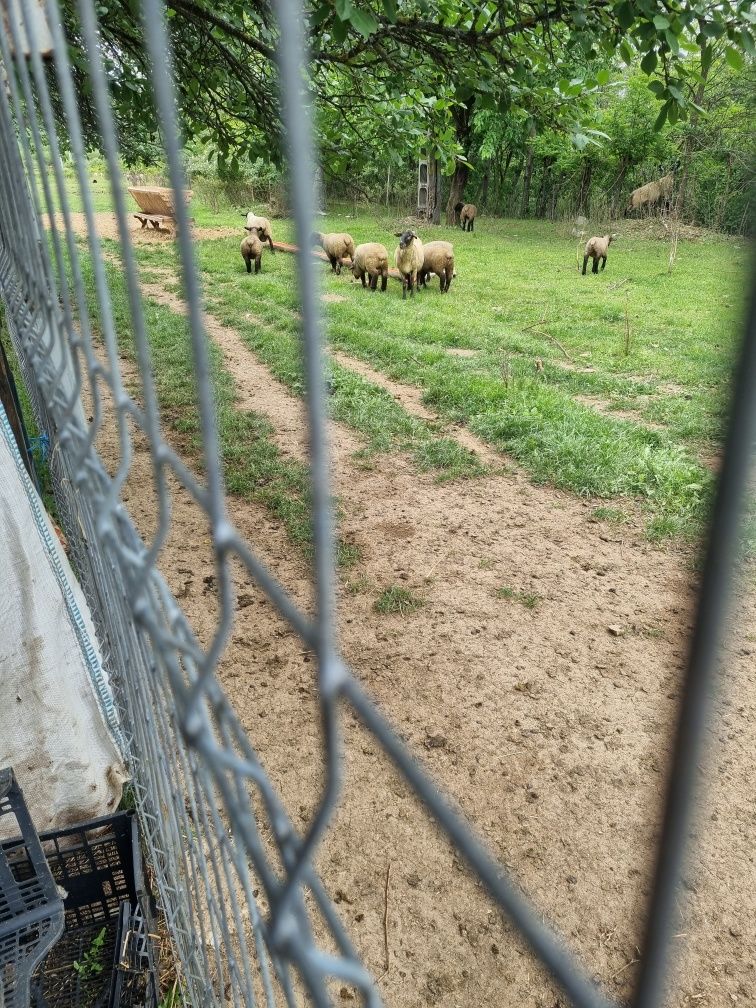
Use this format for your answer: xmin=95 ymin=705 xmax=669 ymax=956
xmin=0 ymin=403 xmax=126 ymax=837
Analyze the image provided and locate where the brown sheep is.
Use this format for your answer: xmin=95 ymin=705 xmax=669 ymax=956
xmin=418 ymin=240 xmax=455 ymax=293
xmin=454 ymin=202 xmax=477 ymax=231
xmin=393 ymin=230 xmax=424 ymax=299
xmin=625 ymin=160 xmax=680 ymax=216
xmin=582 ymin=234 xmax=615 ymax=275
xmin=241 ymin=230 xmax=263 ymax=274
xmin=313 ymin=232 xmax=355 ymax=275
xmin=242 ymin=211 xmax=275 ymax=253
xmin=350 ymin=242 xmax=389 ymax=291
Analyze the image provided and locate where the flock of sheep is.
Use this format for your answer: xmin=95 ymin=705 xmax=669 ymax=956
xmin=240 ymin=195 xmax=623 ymax=294
xmin=239 ymin=203 xmax=478 ymax=299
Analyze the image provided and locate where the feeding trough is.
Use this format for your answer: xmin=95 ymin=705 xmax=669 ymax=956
xmin=127 ymin=185 xmax=192 ymax=232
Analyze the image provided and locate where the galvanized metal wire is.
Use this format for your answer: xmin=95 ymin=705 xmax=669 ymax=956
xmin=0 ymin=0 xmax=753 ymax=1005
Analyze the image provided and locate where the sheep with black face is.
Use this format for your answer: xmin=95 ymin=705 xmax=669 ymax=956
xmin=393 ymin=229 xmax=424 ymax=300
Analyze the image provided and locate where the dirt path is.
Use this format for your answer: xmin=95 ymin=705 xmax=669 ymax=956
xmin=63 ymin=218 xmax=756 ymax=1007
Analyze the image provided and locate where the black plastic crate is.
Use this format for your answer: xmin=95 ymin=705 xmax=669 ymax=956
xmin=3 ymin=810 xmax=157 ymax=1008
xmin=0 ymin=768 xmax=65 ymax=1008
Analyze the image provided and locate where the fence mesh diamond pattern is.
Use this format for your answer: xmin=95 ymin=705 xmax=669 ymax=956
xmin=0 ymin=0 xmax=754 ymax=1006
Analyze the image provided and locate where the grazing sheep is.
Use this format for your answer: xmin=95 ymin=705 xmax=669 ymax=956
xmin=313 ymin=231 xmax=355 ymax=275
xmin=625 ymin=161 xmax=680 ymax=216
xmin=582 ymin=234 xmax=615 ymax=275
xmin=454 ymin=202 xmax=477 ymax=231
xmin=393 ymin=229 xmax=424 ymax=300
xmin=241 ymin=229 xmax=263 ymax=274
xmin=418 ymin=240 xmax=455 ymax=293
xmin=350 ymin=242 xmax=389 ymax=291
xmin=242 ymin=211 xmax=275 ymax=253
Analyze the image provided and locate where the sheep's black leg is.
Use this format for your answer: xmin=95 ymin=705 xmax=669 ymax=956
xmin=592 ymin=258 xmax=599 ymax=274
xmin=470 ymin=219 xmax=474 ymax=231
xmin=360 ymin=272 xmax=367 ymax=288
xmin=601 ymin=256 xmax=607 ymax=271
xmin=409 ymin=274 xmax=415 ymax=298
xmin=268 ymin=236 xmax=275 ymax=255
xmin=582 ymin=256 xmax=588 ymax=275
xmin=370 ymin=274 xmax=377 ymax=291
xmin=402 ymin=277 xmax=407 ymax=300
xmin=245 ymin=258 xmax=251 ymax=274
xmin=255 ymin=258 xmax=261 ymax=274
xmin=381 ymin=274 xmax=387 ymax=292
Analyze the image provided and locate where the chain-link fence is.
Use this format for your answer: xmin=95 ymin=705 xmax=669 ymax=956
xmin=0 ymin=0 xmax=754 ymax=1006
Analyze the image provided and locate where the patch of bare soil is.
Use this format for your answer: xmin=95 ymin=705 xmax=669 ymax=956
xmin=47 ymin=211 xmax=240 ymax=243
xmin=445 ymin=347 xmax=478 ymax=358
xmin=575 ymin=394 xmax=664 ymax=431
xmin=70 ymin=215 xmax=756 ymax=1007
xmin=321 ymin=293 xmax=347 ymax=303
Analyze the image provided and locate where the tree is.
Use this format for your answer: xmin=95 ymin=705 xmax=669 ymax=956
xmin=55 ymin=0 xmax=754 ymax=204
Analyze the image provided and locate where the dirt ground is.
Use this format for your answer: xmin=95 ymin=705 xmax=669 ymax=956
xmin=74 ymin=220 xmax=755 ymax=1008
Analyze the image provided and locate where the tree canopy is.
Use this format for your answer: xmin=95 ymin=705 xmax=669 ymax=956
xmin=56 ymin=0 xmax=755 ymax=226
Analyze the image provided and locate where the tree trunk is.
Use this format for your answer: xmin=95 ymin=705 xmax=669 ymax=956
xmin=445 ymin=163 xmax=469 ymax=224
xmin=444 ymin=97 xmax=475 ymax=224
xmin=535 ymin=155 xmax=554 ymax=218
xmin=520 ymin=146 xmax=534 ymax=218
xmin=428 ymin=156 xmax=441 ymax=224
xmin=676 ymin=60 xmax=710 ymax=221
xmin=480 ymin=169 xmax=489 ymax=209
xmin=577 ymin=160 xmax=592 ymax=214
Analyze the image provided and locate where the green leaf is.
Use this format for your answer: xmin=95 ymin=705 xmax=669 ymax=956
xmin=334 ymin=0 xmax=351 ymax=20
xmin=665 ymin=28 xmax=679 ymax=53
xmin=700 ymin=43 xmax=713 ymax=75
xmin=596 ymin=68 xmax=611 ymax=85
xmin=653 ymin=14 xmax=669 ymax=29
xmin=616 ymin=2 xmax=634 ymax=29
xmin=653 ymin=102 xmax=668 ymax=131
xmin=725 ymin=45 xmax=744 ymax=69
xmin=382 ymin=0 xmax=397 ymax=23
xmin=331 ymin=16 xmax=348 ymax=41
xmin=620 ymin=39 xmax=634 ymax=64
xmin=740 ymin=29 xmax=755 ymax=55
xmin=641 ymin=49 xmax=657 ymax=73
xmin=648 ymin=79 xmax=666 ymax=97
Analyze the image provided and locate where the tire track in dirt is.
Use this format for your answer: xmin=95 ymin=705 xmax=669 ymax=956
xmin=330 ymin=349 xmax=506 ymax=467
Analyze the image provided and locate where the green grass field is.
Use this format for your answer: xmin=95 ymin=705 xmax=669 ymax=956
xmin=58 ymin=172 xmax=753 ymax=549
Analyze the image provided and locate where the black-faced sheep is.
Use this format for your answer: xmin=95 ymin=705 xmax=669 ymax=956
xmin=418 ymin=240 xmax=455 ymax=293
xmin=393 ymin=230 xmax=424 ymax=300
xmin=454 ymin=202 xmax=477 ymax=231
xmin=242 ymin=211 xmax=275 ymax=253
xmin=241 ymin=229 xmax=263 ymax=274
xmin=313 ymin=232 xmax=355 ymax=275
xmin=351 ymin=242 xmax=389 ymax=291
xmin=582 ymin=234 xmax=615 ymax=275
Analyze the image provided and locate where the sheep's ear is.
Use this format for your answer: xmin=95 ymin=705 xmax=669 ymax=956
xmin=393 ymin=231 xmax=403 ymax=237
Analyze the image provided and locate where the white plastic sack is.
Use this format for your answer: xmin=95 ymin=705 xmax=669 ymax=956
xmin=0 ymin=403 xmax=127 ymax=838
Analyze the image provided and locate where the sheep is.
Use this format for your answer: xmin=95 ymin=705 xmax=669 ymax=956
xmin=454 ymin=202 xmax=477 ymax=231
xmin=350 ymin=242 xmax=389 ymax=291
xmin=313 ymin=232 xmax=355 ymax=275
xmin=393 ymin=230 xmax=424 ymax=300
xmin=417 ymin=240 xmax=455 ymax=293
xmin=241 ymin=229 xmax=263 ymax=274
xmin=582 ymin=234 xmax=616 ymax=275
xmin=625 ymin=160 xmax=680 ymax=216
xmin=242 ymin=210 xmax=275 ymax=253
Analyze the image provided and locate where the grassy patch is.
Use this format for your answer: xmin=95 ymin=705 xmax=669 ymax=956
xmin=77 ymin=253 xmax=362 ymax=565
xmin=496 ymin=586 xmax=541 ymax=609
xmin=374 ymin=585 xmax=424 ymax=615
xmin=591 ymin=506 xmax=629 ymax=524
xmin=122 ymin=237 xmax=487 ymax=481
xmin=99 ymin=197 xmax=750 ymax=547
